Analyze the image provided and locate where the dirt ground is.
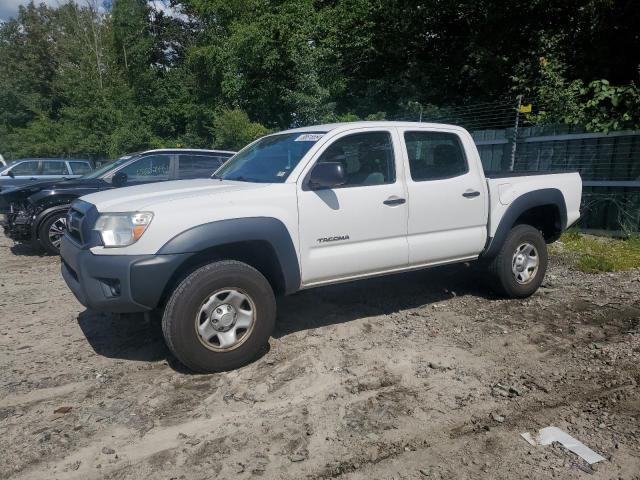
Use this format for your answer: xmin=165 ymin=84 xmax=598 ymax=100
xmin=1 ymin=235 xmax=639 ymax=480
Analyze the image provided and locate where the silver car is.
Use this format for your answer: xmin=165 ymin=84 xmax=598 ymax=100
xmin=0 ymin=158 xmax=93 ymax=189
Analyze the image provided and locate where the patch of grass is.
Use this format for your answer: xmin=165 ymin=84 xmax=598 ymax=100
xmin=553 ymin=232 xmax=640 ymax=273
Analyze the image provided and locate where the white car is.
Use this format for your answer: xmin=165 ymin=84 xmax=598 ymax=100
xmin=59 ymin=122 xmax=582 ymax=372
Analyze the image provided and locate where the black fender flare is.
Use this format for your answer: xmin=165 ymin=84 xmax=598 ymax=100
xmin=32 ymin=204 xmax=71 ymax=238
xmin=482 ymin=188 xmax=567 ymax=258
xmin=158 ymin=217 xmax=301 ymax=294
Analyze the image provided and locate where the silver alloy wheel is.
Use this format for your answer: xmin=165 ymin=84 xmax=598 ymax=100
xmin=48 ymin=217 xmax=68 ymax=249
xmin=195 ymin=288 xmax=256 ymax=351
xmin=511 ymin=242 xmax=539 ymax=284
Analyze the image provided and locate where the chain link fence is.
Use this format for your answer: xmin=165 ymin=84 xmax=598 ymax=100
xmin=393 ymin=99 xmax=640 ymax=235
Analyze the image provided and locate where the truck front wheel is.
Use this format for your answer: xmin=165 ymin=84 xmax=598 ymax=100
xmin=162 ymin=260 xmax=276 ymax=373
xmin=487 ymin=224 xmax=548 ymax=298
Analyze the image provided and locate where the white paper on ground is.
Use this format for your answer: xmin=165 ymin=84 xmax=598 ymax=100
xmin=520 ymin=426 xmax=606 ymax=464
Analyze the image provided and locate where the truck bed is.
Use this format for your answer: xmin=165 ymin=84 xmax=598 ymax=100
xmin=485 ymin=171 xmax=582 ymax=239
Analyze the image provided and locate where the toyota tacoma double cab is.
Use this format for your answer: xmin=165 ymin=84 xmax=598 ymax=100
xmin=1 ymin=148 xmax=234 ymax=254
xmin=59 ymin=122 xmax=582 ymax=372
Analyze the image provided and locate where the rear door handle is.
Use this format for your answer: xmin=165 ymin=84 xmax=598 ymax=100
xmin=462 ymin=190 xmax=480 ymax=198
xmin=383 ymin=197 xmax=406 ymax=206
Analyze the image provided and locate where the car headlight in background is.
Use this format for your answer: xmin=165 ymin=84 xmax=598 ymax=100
xmin=95 ymin=212 xmax=153 ymax=247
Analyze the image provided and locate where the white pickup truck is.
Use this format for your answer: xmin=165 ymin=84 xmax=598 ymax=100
xmin=60 ymin=122 xmax=582 ymax=372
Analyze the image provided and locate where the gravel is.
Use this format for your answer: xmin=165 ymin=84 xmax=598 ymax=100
xmin=0 ymin=235 xmax=639 ymax=479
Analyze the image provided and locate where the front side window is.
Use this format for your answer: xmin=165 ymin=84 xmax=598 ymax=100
xmin=83 ymin=155 xmax=134 ymax=179
xmin=42 ymin=161 xmax=69 ymax=175
xmin=11 ymin=161 xmax=40 ymax=176
xmin=117 ymin=155 xmax=171 ymax=182
xmin=178 ymin=155 xmax=223 ymax=179
xmin=216 ymin=133 xmax=324 ymax=183
xmin=405 ymin=131 xmax=468 ymax=181
xmin=69 ymin=162 xmax=92 ymax=175
xmin=316 ymin=131 xmax=395 ymax=186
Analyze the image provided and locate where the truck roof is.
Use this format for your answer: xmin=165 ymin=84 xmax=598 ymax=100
xmin=277 ymin=121 xmax=466 ymax=135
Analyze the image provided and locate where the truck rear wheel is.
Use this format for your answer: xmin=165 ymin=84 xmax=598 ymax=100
xmin=161 ymin=260 xmax=276 ymax=373
xmin=487 ymin=224 xmax=548 ymax=298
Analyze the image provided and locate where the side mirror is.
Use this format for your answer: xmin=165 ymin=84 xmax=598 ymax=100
xmin=308 ymin=162 xmax=346 ymax=190
xmin=112 ymin=171 xmax=127 ymax=187
xmin=3 ymin=170 xmax=14 ymax=178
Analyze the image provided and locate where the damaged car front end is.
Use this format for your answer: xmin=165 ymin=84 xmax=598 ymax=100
xmin=2 ymin=199 xmax=37 ymax=242
xmin=0 ymin=186 xmax=39 ymax=242
xmin=0 ymin=177 xmax=106 ymax=253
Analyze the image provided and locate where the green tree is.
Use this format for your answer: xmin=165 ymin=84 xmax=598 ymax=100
xmin=212 ymin=108 xmax=269 ymax=151
xmin=515 ymin=53 xmax=640 ymax=132
xmin=0 ymin=3 xmax=59 ymax=132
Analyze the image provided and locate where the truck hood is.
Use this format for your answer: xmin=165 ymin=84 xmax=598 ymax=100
xmin=81 ymin=179 xmax=271 ymax=212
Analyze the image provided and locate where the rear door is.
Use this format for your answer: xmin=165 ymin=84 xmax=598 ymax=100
xmin=41 ymin=160 xmax=71 ymax=181
xmin=177 ymin=154 xmax=228 ymax=179
xmin=68 ymin=161 xmax=93 ymax=176
xmin=399 ymin=128 xmax=487 ymax=265
xmin=297 ymin=128 xmax=409 ymax=285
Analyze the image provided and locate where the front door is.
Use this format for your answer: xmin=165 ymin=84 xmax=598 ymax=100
xmin=109 ymin=154 xmax=173 ymax=187
xmin=3 ymin=160 xmax=41 ymax=186
xmin=297 ymin=129 xmax=409 ymax=285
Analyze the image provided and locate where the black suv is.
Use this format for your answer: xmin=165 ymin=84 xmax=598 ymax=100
xmin=0 ymin=148 xmax=235 ymax=254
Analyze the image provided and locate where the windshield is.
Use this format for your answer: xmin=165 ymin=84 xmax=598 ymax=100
xmin=82 ymin=155 xmax=135 ymax=179
xmin=215 ymin=132 xmax=325 ymax=183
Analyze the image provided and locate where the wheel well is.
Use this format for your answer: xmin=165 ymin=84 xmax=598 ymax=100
xmin=513 ymin=204 xmax=562 ymax=242
xmin=34 ymin=203 xmax=72 ymax=238
xmin=38 ymin=197 xmax=75 ymax=212
xmin=159 ymin=240 xmax=287 ymax=308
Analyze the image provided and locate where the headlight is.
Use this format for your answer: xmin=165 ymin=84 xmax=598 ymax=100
xmin=94 ymin=212 xmax=153 ymax=247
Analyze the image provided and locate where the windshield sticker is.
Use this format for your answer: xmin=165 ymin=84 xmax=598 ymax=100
xmin=294 ymin=133 xmax=324 ymax=142
xmin=276 ymin=171 xmax=287 ymax=177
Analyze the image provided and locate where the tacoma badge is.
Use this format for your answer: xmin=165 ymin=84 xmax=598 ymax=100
xmin=317 ymin=235 xmax=350 ymax=243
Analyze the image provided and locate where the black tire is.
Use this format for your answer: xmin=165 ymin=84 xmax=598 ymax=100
xmin=38 ymin=210 xmax=68 ymax=255
xmin=487 ymin=224 xmax=548 ymax=298
xmin=162 ymin=260 xmax=276 ymax=373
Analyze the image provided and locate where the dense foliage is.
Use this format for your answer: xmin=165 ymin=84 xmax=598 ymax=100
xmin=0 ymin=0 xmax=638 ymax=160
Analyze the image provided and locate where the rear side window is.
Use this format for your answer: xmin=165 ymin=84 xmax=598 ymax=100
xmin=42 ymin=161 xmax=70 ymax=175
xmin=404 ymin=131 xmax=468 ymax=181
xmin=11 ymin=161 xmax=40 ymax=175
xmin=316 ymin=131 xmax=395 ymax=187
xmin=118 ymin=155 xmax=171 ymax=181
xmin=178 ymin=155 xmax=225 ymax=179
xmin=69 ymin=161 xmax=92 ymax=175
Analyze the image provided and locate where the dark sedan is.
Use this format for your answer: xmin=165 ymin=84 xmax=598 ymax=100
xmin=1 ymin=148 xmax=235 ymax=254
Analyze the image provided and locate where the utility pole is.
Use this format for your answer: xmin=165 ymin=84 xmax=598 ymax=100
xmin=509 ymin=95 xmax=523 ymax=171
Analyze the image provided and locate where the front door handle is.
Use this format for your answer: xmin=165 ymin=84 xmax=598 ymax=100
xmin=462 ymin=190 xmax=480 ymax=198
xmin=383 ymin=197 xmax=406 ymax=206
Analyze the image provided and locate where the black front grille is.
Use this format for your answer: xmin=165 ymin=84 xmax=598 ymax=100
xmin=64 ymin=200 xmax=101 ymax=248
xmin=66 ymin=207 xmax=84 ymax=244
